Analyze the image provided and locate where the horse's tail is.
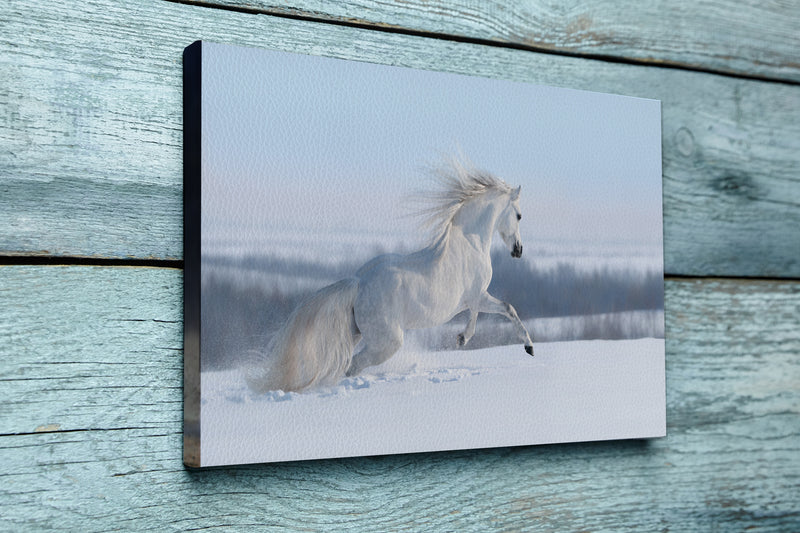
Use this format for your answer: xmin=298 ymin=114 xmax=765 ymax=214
xmin=247 ymin=278 xmax=359 ymax=393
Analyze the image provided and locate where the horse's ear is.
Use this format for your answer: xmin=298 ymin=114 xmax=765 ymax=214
xmin=511 ymin=186 xmax=521 ymax=201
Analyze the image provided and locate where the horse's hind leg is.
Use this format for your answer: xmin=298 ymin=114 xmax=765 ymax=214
xmin=346 ymin=326 xmax=404 ymax=377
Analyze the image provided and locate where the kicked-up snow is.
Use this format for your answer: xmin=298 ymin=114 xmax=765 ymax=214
xmin=200 ymin=338 xmax=665 ymax=466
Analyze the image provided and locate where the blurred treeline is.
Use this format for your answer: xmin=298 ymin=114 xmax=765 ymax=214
xmin=201 ymin=251 xmax=664 ymax=370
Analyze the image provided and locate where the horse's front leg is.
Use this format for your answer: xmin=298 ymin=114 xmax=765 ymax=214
xmin=457 ymin=309 xmax=478 ymax=348
xmin=479 ymin=293 xmax=534 ymax=356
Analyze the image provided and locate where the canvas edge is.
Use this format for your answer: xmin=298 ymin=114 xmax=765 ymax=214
xmin=183 ymin=40 xmax=203 ymax=468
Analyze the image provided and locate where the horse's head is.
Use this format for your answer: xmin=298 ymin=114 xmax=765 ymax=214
xmin=497 ymin=186 xmax=523 ymax=258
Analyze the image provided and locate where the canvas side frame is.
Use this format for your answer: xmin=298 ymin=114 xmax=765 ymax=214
xmin=183 ymin=40 xmax=203 ymax=468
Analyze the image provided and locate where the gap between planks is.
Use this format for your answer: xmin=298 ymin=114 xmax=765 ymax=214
xmin=1 ymin=257 xmax=799 ymax=283
xmin=164 ymin=0 xmax=800 ymax=86
xmin=0 ymin=255 xmax=183 ymax=269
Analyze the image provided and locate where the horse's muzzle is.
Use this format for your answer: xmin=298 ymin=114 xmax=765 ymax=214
xmin=511 ymin=242 xmax=523 ymax=258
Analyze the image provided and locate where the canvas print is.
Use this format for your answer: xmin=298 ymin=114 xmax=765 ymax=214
xmin=183 ymin=41 xmax=666 ymax=467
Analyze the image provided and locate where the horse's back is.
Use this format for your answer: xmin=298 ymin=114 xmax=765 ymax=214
xmin=355 ymin=253 xmax=404 ymax=278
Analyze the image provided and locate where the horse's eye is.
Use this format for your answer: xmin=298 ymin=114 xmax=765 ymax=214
xmin=516 ymin=213 xmax=521 ymax=221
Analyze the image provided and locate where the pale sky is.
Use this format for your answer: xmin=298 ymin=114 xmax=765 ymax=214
xmin=200 ymin=42 xmax=663 ymax=252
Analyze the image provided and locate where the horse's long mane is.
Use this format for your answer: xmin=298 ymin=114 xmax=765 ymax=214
xmin=414 ymin=158 xmax=512 ymax=246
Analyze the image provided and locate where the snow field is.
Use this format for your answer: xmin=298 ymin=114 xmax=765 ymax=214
xmin=200 ymin=338 xmax=665 ymax=466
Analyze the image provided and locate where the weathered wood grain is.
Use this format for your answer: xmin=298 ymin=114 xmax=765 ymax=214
xmin=1 ymin=0 xmax=799 ymax=277
xmin=190 ymin=0 xmax=800 ymax=83
xmin=1 ymin=266 xmax=798 ymax=530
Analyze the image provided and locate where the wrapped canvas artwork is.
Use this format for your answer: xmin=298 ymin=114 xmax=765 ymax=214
xmin=183 ymin=41 xmax=666 ymax=467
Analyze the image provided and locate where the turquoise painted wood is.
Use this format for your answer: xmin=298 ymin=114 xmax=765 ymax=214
xmin=195 ymin=0 xmax=800 ymax=82
xmin=2 ymin=0 xmax=800 ymax=530
xmin=1 ymin=0 xmax=799 ymax=276
xmin=1 ymin=266 xmax=798 ymax=530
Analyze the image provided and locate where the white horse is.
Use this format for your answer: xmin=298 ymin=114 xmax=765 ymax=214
xmin=249 ymin=161 xmax=534 ymax=392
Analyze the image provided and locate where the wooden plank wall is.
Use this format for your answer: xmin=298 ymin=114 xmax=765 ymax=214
xmin=1 ymin=0 xmax=798 ymax=530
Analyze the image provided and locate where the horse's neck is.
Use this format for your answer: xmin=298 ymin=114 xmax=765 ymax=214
xmin=450 ymin=195 xmax=502 ymax=257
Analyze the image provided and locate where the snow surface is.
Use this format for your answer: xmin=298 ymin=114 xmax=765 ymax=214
xmin=200 ymin=338 xmax=665 ymax=466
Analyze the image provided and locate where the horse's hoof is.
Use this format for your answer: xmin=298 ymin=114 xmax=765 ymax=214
xmin=457 ymin=334 xmax=465 ymax=347
xmin=525 ymin=345 xmax=534 ymax=356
